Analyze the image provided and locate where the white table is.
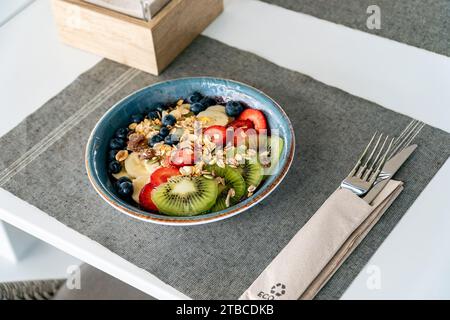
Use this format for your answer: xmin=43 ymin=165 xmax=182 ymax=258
xmin=1 ymin=0 xmax=450 ymax=299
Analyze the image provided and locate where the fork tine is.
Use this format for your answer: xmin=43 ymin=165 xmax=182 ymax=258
xmin=388 ymin=120 xmax=424 ymax=159
xmin=369 ymin=137 xmax=394 ymax=183
xmin=393 ymin=119 xmax=416 ymax=148
xmin=349 ymin=132 xmax=377 ymax=176
xmin=397 ymin=120 xmax=420 ymax=147
xmin=357 ymin=133 xmax=382 ymax=178
xmin=403 ymin=122 xmax=425 ymax=150
xmin=363 ymin=135 xmax=388 ymax=181
xmin=363 ymin=134 xmax=383 ymax=168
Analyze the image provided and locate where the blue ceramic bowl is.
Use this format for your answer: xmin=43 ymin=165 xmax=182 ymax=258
xmin=86 ymin=78 xmax=295 ymax=225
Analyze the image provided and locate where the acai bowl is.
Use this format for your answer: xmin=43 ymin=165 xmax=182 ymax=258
xmin=86 ymin=78 xmax=295 ymax=225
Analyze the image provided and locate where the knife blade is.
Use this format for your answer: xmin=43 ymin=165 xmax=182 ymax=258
xmin=363 ymin=144 xmax=417 ymax=203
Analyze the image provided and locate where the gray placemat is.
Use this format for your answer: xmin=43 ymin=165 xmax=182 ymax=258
xmin=1 ymin=36 xmax=449 ymax=299
xmin=261 ymin=0 xmax=450 ymax=57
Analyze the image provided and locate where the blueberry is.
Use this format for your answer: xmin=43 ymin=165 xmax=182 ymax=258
xmin=148 ymin=134 xmax=164 ymax=147
xmin=117 ymin=180 xmax=133 ymax=198
xmin=164 ymin=134 xmax=179 ymax=146
xmin=190 ymin=102 xmax=205 ymax=115
xmin=159 ymin=126 xmax=170 ymax=137
xmin=188 ymin=92 xmax=203 ymax=104
xmin=162 ymin=114 xmax=176 ymax=127
xmin=108 ymin=149 xmax=119 ymax=161
xmin=147 ymin=110 xmax=160 ymax=120
xmin=200 ymin=96 xmax=216 ymax=107
xmin=114 ymin=176 xmax=132 ymax=190
xmin=225 ymin=101 xmax=244 ymax=117
xmin=131 ymin=114 xmax=144 ymax=123
xmin=115 ymin=176 xmax=132 ymax=187
xmin=109 ymin=160 xmax=122 ymax=174
xmin=115 ymin=127 xmax=129 ymax=139
xmin=154 ymin=103 xmax=168 ymax=113
xmin=109 ymin=138 xmax=126 ymax=150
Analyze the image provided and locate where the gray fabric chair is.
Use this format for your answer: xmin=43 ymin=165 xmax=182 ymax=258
xmin=0 ymin=279 xmax=64 ymax=300
xmin=0 ymin=264 xmax=154 ymax=300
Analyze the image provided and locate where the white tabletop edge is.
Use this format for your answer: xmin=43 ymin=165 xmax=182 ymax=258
xmin=0 ymin=188 xmax=190 ymax=300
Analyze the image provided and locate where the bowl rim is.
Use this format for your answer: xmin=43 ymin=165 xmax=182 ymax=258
xmin=85 ymin=77 xmax=295 ymax=226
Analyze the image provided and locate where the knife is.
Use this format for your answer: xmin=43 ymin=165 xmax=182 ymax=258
xmin=363 ymin=144 xmax=417 ymax=203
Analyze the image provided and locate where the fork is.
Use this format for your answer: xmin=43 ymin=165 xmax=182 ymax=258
xmin=341 ymin=120 xmax=425 ymax=197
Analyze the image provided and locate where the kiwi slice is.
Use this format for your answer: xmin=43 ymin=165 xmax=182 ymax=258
xmin=206 ymin=165 xmax=246 ymax=202
xmin=205 ymin=165 xmax=246 ymax=212
xmin=261 ymin=135 xmax=284 ymax=178
xmin=152 ymin=176 xmax=218 ymax=216
xmin=210 ymin=196 xmax=227 ymax=212
xmin=209 ymin=181 xmax=228 ymax=212
xmin=237 ymin=161 xmax=264 ymax=190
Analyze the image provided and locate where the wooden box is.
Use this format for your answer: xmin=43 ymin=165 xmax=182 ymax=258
xmin=51 ymin=0 xmax=223 ymax=75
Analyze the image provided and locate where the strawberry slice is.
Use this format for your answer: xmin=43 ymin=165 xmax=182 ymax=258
xmin=169 ymin=149 xmax=195 ymax=167
xmin=228 ymin=119 xmax=254 ymax=130
xmin=140 ymin=167 xmax=181 ymax=212
xmin=204 ymin=125 xmax=227 ymax=146
xmin=228 ymin=119 xmax=257 ymax=146
xmin=237 ymin=109 xmax=267 ymax=131
xmin=149 ymin=167 xmax=181 ymax=187
xmin=139 ymin=183 xmax=159 ymax=212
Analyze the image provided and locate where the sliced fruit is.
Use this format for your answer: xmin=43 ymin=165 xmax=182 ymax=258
xmin=152 ymin=176 xmax=218 ymax=216
xmin=228 ymin=119 xmax=257 ymax=146
xmin=139 ymin=183 xmax=158 ymax=212
xmin=237 ymin=109 xmax=267 ymax=131
xmin=228 ymin=119 xmax=254 ymax=130
xmin=197 ymin=109 xmax=230 ymax=126
xmin=143 ymin=159 xmax=160 ymax=175
xmin=210 ymin=196 xmax=227 ymax=212
xmin=124 ymin=152 xmax=151 ymax=178
xmin=169 ymin=149 xmax=195 ymax=167
xmin=209 ymin=179 xmax=232 ymax=212
xmin=204 ymin=125 xmax=227 ymax=145
xmin=262 ymin=135 xmax=285 ymax=177
xmin=132 ymin=175 xmax=151 ymax=204
xmin=206 ymin=165 xmax=246 ymax=202
xmin=206 ymin=105 xmax=226 ymax=113
xmin=150 ymin=167 xmax=181 ymax=188
xmin=237 ymin=161 xmax=264 ymax=190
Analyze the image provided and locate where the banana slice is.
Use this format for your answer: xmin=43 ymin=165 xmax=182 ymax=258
xmin=112 ymin=168 xmax=130 ymax=180
xmin=144 ymin=160 xmax=160 ymax=175
xmin=132 ymin=175 xmax=151 ymax=204
xmin=197 ymin=109 xmax=230 ymax=126
xmin=206 ymin=105 xmax=226 ymax=114
xmin=124 ymin=152 xmax=150 ymax=178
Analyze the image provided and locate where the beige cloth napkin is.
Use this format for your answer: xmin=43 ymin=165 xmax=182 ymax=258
xmin=240 ymin=180 xmax=404 ymax=300
xmin=83 ymin=0 xmax=170 ymax=20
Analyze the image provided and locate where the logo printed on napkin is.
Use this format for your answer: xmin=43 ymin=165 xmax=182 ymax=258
xmin=257 ymin=283 xmax=287 ymax=300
